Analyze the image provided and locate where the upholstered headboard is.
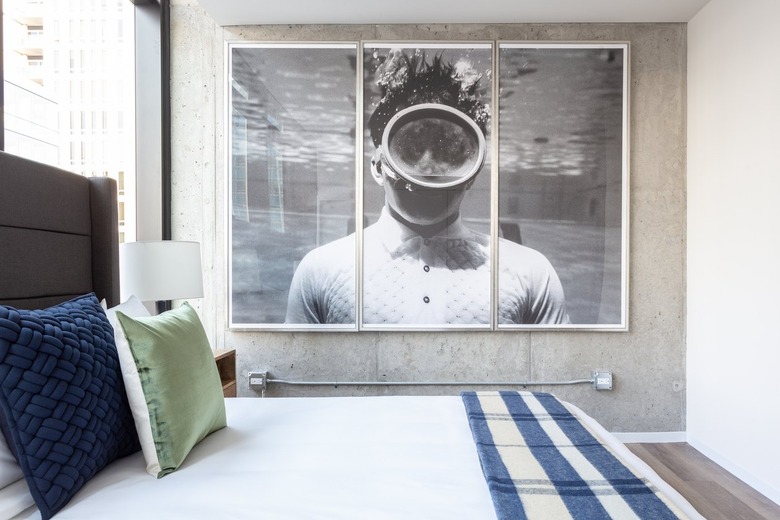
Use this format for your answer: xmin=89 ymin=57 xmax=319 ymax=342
xmin=0 ymin=150 xmax=120 ymax=309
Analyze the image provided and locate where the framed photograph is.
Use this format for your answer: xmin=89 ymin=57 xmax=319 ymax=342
xmin=361 ymin=42 xmax=494 ymax=330
xmin=496 ymin=43 xmax=629 ymax=330
xmin=228 ymin=43 xmax=359 ymax=329
xmin=227 ymin=40 xmax=628 ymax=331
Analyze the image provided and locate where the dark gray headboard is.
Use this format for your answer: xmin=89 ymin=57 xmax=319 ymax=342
xmin=0 ymin=150 xmax=120 ymax=309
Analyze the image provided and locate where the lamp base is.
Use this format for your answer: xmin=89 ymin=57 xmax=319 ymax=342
xmin=155 ymin=300 xmax=172 ymax=314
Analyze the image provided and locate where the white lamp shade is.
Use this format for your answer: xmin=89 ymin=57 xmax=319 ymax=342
xmin=119 ymin=241 xmax=204 ymax=302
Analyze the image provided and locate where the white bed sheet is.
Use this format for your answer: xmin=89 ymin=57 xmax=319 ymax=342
xmin=10 ymin=396 xmax=703 ymax=520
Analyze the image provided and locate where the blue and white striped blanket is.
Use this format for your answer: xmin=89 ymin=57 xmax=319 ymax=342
xmin=462 ymin=391 xmax=691 ymax=520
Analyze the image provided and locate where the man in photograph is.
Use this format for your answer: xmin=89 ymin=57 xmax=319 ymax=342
xmin=285 ymin=49 xmax=569 ymax=326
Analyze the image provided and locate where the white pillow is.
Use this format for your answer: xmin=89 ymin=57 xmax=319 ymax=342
xmin=104 ymin=295 xmax=150 ymax=323
xmin=105 ymin=296 xmax=158 ymax=476
xmin=0 ymin=433 xmax=23 ymax=489
xmin=0 ymin=375 xmax=35 ymax=518
xmin=0 ymin=480 xmax=35 ymax=518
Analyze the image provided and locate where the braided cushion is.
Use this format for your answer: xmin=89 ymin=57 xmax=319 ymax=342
xmin=0 ymin=294 xmax=139 ymax=519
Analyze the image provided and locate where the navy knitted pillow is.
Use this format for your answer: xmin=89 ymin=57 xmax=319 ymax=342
xmin=0 ymin=294 xmax=139 ymax=520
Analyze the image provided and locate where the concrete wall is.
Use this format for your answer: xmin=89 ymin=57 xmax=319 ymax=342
xmin=688 ymin=0 xmax=780 ymax=503
xmin=170 ymin=0 xmax=687 ymax=432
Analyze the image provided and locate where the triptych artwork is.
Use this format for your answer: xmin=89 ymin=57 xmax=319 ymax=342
xmin=227 ymin=41 xmax=628 ymax=331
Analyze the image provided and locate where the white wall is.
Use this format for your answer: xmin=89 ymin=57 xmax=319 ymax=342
xmin=687 ymin=0 xmax=780 ymax=504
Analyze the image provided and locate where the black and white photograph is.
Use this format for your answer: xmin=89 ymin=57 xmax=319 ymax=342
xmin=228 ymin=43 xmax=358 ymax=329
xmin=497 ymin=43 xmax=628 ymax=329
xmin=228 ymin=41 xmax=627 ymax=331
xmin=360 ymin=43 xmax=494 ymax=329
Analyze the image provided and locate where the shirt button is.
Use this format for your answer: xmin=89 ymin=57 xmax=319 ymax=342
xmin=423 ymin=265 xmax=430 ymax=272
xmin=423 ymin=296 xmax=430 ymax=303
xmin=424 ymin=239 xmax=431 ymax=246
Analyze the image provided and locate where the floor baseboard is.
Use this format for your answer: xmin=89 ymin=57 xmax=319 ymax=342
xmin=611 ymin=431 xmax=687 ymax=443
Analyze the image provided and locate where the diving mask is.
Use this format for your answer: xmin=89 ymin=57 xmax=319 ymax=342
xmin=379 ymin=103 xmax=486 ymax=190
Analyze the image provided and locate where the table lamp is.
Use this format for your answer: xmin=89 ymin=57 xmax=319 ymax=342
xmin=119 ymin=240 xmax=204 ymax=313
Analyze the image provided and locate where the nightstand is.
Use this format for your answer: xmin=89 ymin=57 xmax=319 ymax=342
xmin=214 ymin=349 xmax=236 ymax=398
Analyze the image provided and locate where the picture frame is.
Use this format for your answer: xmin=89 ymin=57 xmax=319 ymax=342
xmin=227 ymin=42 xmax=359 ymax=330
xmin=496 ymin=43 xmax=629 ymax=330
xmin=360 ymin=42 xmax=494 ymax=331
xmin=226 ymin=40 xmax=629 ymax=331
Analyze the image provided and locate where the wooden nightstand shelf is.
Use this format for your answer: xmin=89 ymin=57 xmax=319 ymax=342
xmin=214 ymin=349 xmax=236 ymax=398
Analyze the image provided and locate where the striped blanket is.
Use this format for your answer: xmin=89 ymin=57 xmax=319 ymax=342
xmin=462 ymin=391 xmax=691 ymax=520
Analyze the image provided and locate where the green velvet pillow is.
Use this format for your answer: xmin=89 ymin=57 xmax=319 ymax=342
xmin=116 ymin=302 xmax=226 ymax=478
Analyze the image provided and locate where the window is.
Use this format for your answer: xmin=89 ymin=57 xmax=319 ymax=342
xmin=2 ymin=0 xmax=136 ymax=242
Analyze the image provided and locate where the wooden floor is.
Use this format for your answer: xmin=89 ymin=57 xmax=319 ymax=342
xmin=626 ymin=443 xmax=780 ymax=520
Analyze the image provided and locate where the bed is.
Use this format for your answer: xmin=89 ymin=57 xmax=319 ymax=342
xmin=0 ymin=151 xmax=704 ymax=519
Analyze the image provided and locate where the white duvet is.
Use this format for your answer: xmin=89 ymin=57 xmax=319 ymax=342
xmin=9 ymin=396 xmax=702 ymax=520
